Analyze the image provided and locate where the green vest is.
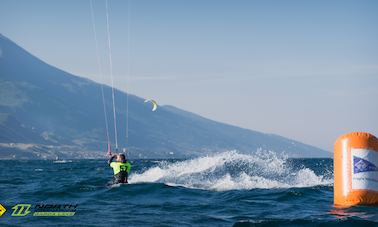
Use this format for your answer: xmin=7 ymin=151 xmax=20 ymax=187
xmin=110 ymin=162 xmax=131 ymax=175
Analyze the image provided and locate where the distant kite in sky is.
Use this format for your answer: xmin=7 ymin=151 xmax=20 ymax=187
xmin=144 ymin=99 xmax=158 ymax=112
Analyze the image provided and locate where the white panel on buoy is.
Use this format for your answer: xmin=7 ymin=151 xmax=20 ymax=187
xmin=351 ymin=148 xmax=378 ymax=191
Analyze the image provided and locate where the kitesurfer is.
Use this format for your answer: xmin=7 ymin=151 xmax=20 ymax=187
xmin=108 ymin=153 xmax=131 ymax=184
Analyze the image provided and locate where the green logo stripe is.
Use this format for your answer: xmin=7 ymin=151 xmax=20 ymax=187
xmin=33 ymin=212 xmax=76 ymax=216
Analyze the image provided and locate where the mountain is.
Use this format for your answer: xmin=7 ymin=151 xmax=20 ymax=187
xmin=0 ymin=34 xmax=331 ymax=159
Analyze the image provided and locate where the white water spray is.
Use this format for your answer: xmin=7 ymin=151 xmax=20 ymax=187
xmin=130 ymin=150 xmax=332 ymax=191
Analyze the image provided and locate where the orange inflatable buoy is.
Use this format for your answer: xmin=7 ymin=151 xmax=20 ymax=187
xmin=334 ymin=132 xmax=378 ymax=206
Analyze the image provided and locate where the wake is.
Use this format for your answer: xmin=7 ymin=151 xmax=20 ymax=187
xmin=129 ymin=150 xmax=332 ymax=191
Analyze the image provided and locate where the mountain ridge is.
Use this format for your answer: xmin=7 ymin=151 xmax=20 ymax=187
xmin=0 ymin=34 xmax=331 ymax=159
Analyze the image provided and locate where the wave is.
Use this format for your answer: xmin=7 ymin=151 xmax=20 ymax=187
xmin=129 ymin=150 xmax=332 ymax=191
xmin=53 ymin=160 xmax=72 ymax=163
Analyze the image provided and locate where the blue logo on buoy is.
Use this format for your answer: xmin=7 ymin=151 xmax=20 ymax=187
xmin=353 ymin=156 xmax=378 ymax=174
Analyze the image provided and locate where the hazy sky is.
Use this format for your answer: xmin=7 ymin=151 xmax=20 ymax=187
xmin=1 ymin=0 xmax=377 ymax=151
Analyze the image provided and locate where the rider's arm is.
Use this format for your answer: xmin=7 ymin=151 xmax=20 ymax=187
xmin=108 ymin=155 xmax=117 ymax=165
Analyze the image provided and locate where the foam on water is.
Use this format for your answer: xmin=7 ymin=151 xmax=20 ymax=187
xmin=53 ymin=160 xmax=72 ymax=163
xmin=130 ymin=150 xmax=332 ymax=191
